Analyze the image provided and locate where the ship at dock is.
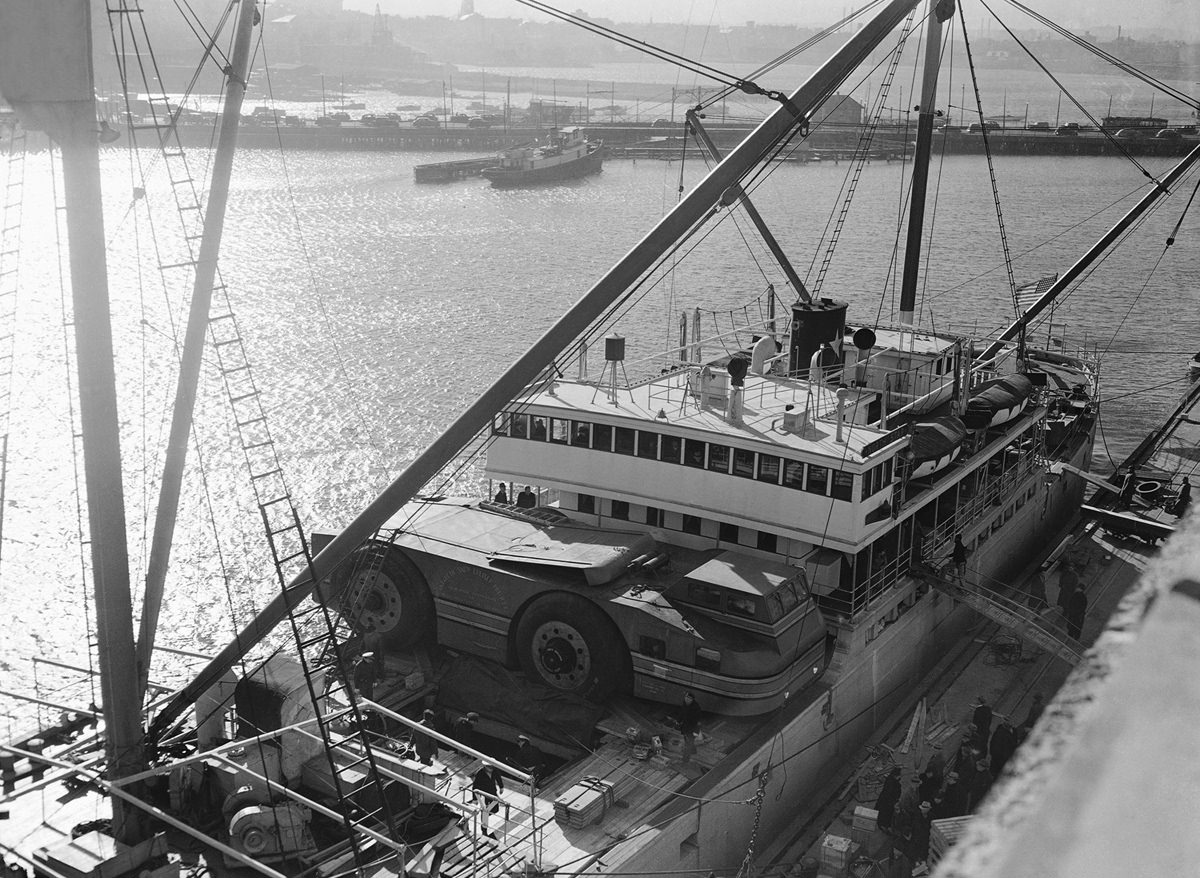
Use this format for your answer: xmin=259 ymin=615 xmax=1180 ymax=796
xmin=2 ymin=2 xmax=1199 ymax=878
xmin=479 ymin=127 xmax=603 ymax=187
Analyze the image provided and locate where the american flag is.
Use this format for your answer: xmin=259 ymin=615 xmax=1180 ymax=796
xmin=1015 ymin=274 xmax=1058 ymax=314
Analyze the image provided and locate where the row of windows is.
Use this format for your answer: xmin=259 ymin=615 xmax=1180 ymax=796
xmin=494 ymin=412 xmax=893 ymax=502
xmin=577 ymin=492 xmax=779 ymax=553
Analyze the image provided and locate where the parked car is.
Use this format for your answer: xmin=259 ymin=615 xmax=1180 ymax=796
xmin=1114 ymin=128 xmax=1146 ymax=140
xmin=467 ymin=117 xmax=491 ymax=128
xmin=449 ymin=113 xmax=469 ymax=124
xmin=651 ymin=118 xmax=672 ymax=128
xmin=1054 ymin=125 xmax=1079 ymax=136
xmin=967 ymin=121 xmax=999 ymax=133
xmin=1155 ymin=128 xmax=1183 ymax=140
xmin=413 ymin=116 xmax=440 ymax=128
xmin=315 ymin=116 xmax=340 ymax=127
xmin=330 ymin=112 xmax=350 ymax=122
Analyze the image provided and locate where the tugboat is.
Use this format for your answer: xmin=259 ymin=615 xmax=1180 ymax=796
xmin=480 ymin=126 xmax=603 ymax=187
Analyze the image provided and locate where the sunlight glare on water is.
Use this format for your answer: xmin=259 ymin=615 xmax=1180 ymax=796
xmin=1 ymin=138 xmax=1197 ymax=721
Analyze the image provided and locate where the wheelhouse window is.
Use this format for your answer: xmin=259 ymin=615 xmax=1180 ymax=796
xmin=530 ymin=416 xmax=548 ymax=440
xmin=611 ymin=499 xmax=630 ymax=520
xmin=577 ymin=493 xmax=595 ymax=514
xmin=707 ymin=444 xmax=731 ymax=474
xmin=661 ymin=435 xmax=683 ymax=464
xmin=684 ymin=439 xmax=706 ymax=468
xmin=636 ymin=430 xmax=658 ymax=459
xmin=831 ymin=471 xmax=855 ymax=501
xmin=510 ymin=413 xmax=528 ymax=439
xmin=719 ymin=522 xmax=739 ymax=544
xmin=682 ymin=514 xmax=703 ymax=534
xmin=732 ymin=448 xmax=755 ymax=478
xmin=592 ymin=423 xmax=613 ymax=451
xmin=549 ymin=418 xmax=569 ymax=443
xmin=757 ymin=531 xmax=778 ymax=553
xmin=783 ymin=460 xmax=805 ymax=488
xmin=806 ymin=464 xmax=829 ymax=495
xmin=646 ymin=506 xmax=664 ymax=527
xmin=614 ymin=426 xmax=636 ymax=455
xmin=757 ymin=454 xmax=782 ymax=484
xmin=492 ymin=412 xmax=511 ymax=435
xmin=572 ymin=421 xmax=591 ymax=447
xmin=765 ymin=581 xmax=801 ymax=621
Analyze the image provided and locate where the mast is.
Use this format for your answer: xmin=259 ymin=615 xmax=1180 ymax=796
xmin=149 ymin=0 xmax=926 ymax=741
xmin=0 ymin=0 xmax=145 ymax=843
xmin=898 ymin=0 xmax=956 ymax=327
xmin=977 ymin=143 xmax=1200 ymax=366
xmin=135 ymin=0 xmax=259 ymax=699
xmin=685 ymin=109 xmax=812 ymax=303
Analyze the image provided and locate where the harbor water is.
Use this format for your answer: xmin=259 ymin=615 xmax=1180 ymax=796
xmin=1 ymin=145 xmax=1198 ymax=726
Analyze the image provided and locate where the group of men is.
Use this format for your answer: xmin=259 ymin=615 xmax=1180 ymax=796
xmin=874 ymin=693 xmax=1047 ymax=869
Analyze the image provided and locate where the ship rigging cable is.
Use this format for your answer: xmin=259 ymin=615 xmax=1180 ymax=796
xmin=959 ymin=9 xmax=1019 ymax=317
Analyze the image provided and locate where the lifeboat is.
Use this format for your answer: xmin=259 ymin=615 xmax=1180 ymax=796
xmin=909 ymin=416 xmax=967 ymax=479
xmin=964 ymin=374 xmax=1034 ymax=429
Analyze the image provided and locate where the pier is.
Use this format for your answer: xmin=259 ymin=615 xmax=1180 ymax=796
xmin=413 ymin=155 xmax=496 ymax=182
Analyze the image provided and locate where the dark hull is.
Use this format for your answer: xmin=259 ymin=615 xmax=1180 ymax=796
xmin=481 ymin=151 xmax=603 ymax=187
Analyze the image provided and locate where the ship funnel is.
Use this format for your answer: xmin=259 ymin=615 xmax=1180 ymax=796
xmin=790 ymin=298 xmax=847 ymax=380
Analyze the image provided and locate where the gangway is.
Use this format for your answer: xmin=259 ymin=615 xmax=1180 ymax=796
xmin=920 ymin=568 xmax=1083 ymax=667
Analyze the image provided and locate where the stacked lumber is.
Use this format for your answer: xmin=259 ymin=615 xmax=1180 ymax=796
xmin=553 ymin=776 xmax=617 ymax=828
xmin=929 ymin=816 xmax=973 ymax=867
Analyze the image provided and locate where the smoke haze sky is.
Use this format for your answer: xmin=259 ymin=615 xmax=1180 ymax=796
xmin=350 ymin=0 xmax=1196 ymax=39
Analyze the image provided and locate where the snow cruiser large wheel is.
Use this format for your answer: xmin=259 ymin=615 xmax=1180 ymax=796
xmin=514 ymin=594 xmax=628 ymax=701
xmin=323 ymin=544 xmax=435 ymax=649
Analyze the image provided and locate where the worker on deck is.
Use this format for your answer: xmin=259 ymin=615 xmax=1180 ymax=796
xmin=516 ymin=486 xmax=536 ymax=508
xmin=677 ymin=691 xmax=702 ymax=764
xmin=414 ymin=708 xmax=439 ymax=765
xmin=515 ymin=734 xmax=544 ymax=786
xmin=472 ymin=764 xmax=505 ymax=838
xmin=493 ymin=484 xmax=509 ymax=504
xmin=352 ymin=652 xmax=378 ymax=701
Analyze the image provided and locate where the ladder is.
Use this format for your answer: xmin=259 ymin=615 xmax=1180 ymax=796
xmin=0 ymin=122 xmax=26 ymax=562
xmin=104 ymin=3 xmax=408 ymax=866
xmin=921 ymin=568 xmax=1083 ymax=666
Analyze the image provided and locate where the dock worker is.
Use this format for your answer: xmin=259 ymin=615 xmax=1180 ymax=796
xmin=472 ymin=763 xmax=505 ymax=838
xmin=453 ymin=712 xmax=480 ymax=751
xmin=414 ymin=708 xmax=439 ymax=765
xmin=515 ymin=734 xmax=544 ymax=786
xmin=352 ymin=652 xmax=378 ymax=701
xmin=1065 ymin=588 xmax=1088 ymax=640
xmin=951 ymin=535 xmax=969 ymax=584
xmin=971 ymin=696 xmax=993 ymax=750
xmin=874 ymin=767 xmax=903 ymax=834
xmin=1171 ymin=476 xmax=1191 ymax=517
xmin=1120 ymin=466 xmax=1138 ymax=505
xmin=516 ymin=486 xmax=536 ymax=508
xmin=677 ymin=691 xmax=702 ymax=764
xmin=493 ymin=484 xmax=509 ymax=504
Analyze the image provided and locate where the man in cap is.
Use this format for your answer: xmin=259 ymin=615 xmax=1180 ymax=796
xmin=453 ymin=711 xmax=480 ymax=752
xmin=352 ymin=652 xmax=378 ymax=701
xmin=515 ymin=734 xmax=544 ymax=786
xmin=414 ymin=708 xmax=439 ymax=765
